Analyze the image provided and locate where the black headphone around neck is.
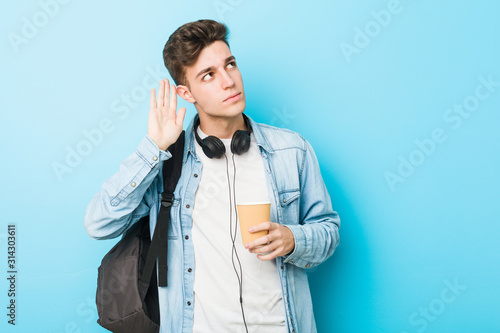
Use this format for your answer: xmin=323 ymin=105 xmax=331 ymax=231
xmin=194 ymin=113 xmax=252 ymax=159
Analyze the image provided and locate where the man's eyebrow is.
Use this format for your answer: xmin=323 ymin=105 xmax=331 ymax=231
xmin=195 ymin=56 xmax=236 ymax=79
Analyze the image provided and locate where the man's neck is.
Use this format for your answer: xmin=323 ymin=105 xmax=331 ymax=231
xmin=198 ymin=113 xmax=246 ymax=139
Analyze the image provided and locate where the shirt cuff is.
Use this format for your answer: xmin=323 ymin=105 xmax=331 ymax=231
xmin=136 ymin=135 xmax=172 ymax=168
xmin=281 ymin=224 xmax=310 ymax=268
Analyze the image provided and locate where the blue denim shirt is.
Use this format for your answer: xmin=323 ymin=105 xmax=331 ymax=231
xmin=85 ymin=113 xmax=340 ymax=333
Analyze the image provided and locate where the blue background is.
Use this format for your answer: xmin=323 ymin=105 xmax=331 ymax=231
xmin=1 ymin=0 xmax=499 ymax=332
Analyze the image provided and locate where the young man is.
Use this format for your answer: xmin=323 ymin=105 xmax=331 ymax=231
xmin=85 ymin=19 xmax=340 ymax=333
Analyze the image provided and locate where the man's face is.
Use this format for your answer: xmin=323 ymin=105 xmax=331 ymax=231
xmin=180 ymin=41 xmax=246 ymax=120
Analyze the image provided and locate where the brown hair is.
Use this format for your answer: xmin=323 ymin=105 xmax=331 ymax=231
xmin=163 ymin=19 xmax=230 ymax=86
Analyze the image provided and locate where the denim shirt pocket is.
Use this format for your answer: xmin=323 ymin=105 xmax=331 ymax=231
xmin=279 ymin=188 xmax=300 ymax=225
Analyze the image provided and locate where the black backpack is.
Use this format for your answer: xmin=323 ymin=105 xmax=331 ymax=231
xmin=95 ymin=131 xmax=185 ymax=333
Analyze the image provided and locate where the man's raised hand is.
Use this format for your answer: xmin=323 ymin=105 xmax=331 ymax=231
xmin=148 ymin=79 xmax=187 ymax=151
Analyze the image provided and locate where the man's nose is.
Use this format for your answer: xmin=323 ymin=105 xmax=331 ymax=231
xmin=220 ymin=70 xmax=235 ymax=89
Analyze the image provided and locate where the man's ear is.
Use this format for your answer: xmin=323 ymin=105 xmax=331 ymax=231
xmin=176 ymin=85 xmax=196 ymax=103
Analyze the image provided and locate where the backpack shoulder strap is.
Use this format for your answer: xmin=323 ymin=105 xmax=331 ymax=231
xmin=141 ymin=131 xmax=185 ymax=288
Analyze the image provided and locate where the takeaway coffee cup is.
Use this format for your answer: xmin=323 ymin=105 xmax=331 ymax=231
xmin=236 ymin=202 xmax=271 ymax=246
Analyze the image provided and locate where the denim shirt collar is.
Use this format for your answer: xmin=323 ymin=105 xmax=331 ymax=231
xmin=184 ymin=114 xmax=199 ymax=165
xmin=183 ymin=113 xmax=274 ymax=165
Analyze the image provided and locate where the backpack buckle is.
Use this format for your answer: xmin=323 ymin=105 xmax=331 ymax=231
xmin=161 ymin=193 xmax=174 ymax=207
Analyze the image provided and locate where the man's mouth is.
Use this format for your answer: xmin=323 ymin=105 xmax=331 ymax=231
xmin=223 ymin=92 xmax=242 ymax=103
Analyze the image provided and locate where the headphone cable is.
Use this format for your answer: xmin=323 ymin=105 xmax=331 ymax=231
xmin=225 ymin=154 xmax=248 ymax=333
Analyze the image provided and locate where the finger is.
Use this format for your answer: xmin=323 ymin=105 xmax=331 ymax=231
xmin=249 ymin=221 xmax=274 ymax=233
xmin=150 ymin=88 xmax=156 ymax=110
xmin=245 ymin=234 xmax=272 ymax=250
xmin=169 ymin=84 xmax=177 ymax=115
xmin=164 ymin=79 xmax=170 ymax=107
xmin=250 ymin=242 xmax=275 ymax=254
xmin=257 ymin=249 xmax=279 ymax=261
xmin=158 ymin=80 xmax=165 ymax=106
xmin=176 ymin=107 xmax=186 ymax=125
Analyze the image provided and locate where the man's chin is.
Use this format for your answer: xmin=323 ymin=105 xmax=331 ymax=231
xmin=222 ymin=102 xmax=246 ymax=117
xmin=196 ymin=105 xmax=246 ymax=120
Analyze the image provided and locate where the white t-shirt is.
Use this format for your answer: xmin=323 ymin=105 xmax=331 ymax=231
xmin=191 ymin=126 xmax=287 ymax=333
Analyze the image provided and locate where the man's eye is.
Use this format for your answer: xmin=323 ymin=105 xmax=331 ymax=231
xmin=203 ymin=73 xmax=213 ymax=81
xmin=227 ymin=61 xmax=236 ymax=68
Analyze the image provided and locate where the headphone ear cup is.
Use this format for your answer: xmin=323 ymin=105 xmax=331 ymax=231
xmin=231 ymin=130 xmax=251 ymax=155
xmin=202 ymin=136 xmax=226 ymax=159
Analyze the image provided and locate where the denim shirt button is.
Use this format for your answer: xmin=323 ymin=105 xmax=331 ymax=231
xmin=187 ymin=301 xmax=191 ymax=306
xmin=306 ymin=264 xmax=310 ymax=268
xmin=131 ymin=182 xmax=136 ymax=187
xmin=281 ymin=265 xmax=284 ymax=269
